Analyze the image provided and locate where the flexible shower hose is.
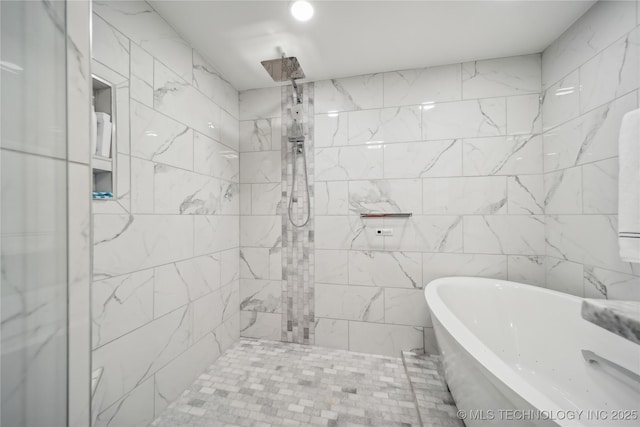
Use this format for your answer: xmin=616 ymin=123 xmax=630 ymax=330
xmin=288 ymin=141 xmax=311 ymax=227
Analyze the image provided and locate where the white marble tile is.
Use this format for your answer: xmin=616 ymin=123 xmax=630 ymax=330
xmin=422 ymin=253 xmax=507 ymax=284
xmin=545 ymin=91 xmax=638 ymax=172
xmin=315 ymin=216 xmax=384 ymax=251
xmin=239 ymin=87 xmax=281 ymax=120
xmin=67 ymin=161 xmax=91 ymax=427
xmin=315 ymin=250 xmax=349 ymax=284
xmin=349 ymin=322 xmax=423 ymax=357
xmin=251 ymin=183 xmax=282 ymax=215
xmin=349 ymin=179 xmax=422 ymax=215
xmin=315 ymin=145 xmax=383 ymax=181
xmin=1 ymin=1 xmax=67 ymax=160
xmin=349 ymin=251 xmax=422 ymax=288
xmin=315 ymin=113 xmax=348 ymax=147
xmin=579 ymin=27 xmax=640 ymax=113
xmin=507 ymin=94 xmax=542 ymax=136
xmin=315 ymin=73 xmax=383 ymax=113
xmin=424 ymin=327 xmax=439 ymax=355
xmin=239 ymin=183 xmax=251 ymax=215
xmin=154 ymin=165 xmax=237 ymax=215
xmin=93 ymin=214 xmax=194 ymax=279
xmin=462 ymin=55 xmax=541 ymax=99
xmin=348 ymin=107 xmax=421 ymax=145
xmin=220 ymin=248 xmax=241 ymax=286
xmin=192 ymin=283 xmax=237 ymax=341
xmin=463 ymin=215 xmax=545 ymax=255
xmin=385 ymin=288 xmax=431 ymax=327
xmin=92 ymin=305 xmax=192 ymax=413
xmin=193 ymin=50 xmax=239 ymax=118
xmin=240 ymin=248 xmax=270 ymax=280
xmin=383 ymin=64 xmax=461 ymax=107
xmin=93 ymin=0 xmax=193 ymax=81
xmin=220 ymin=110 xmax=240 ymax=152
xmin=130 ymin=43 xmax=152 ymax=84
xmin=507 ymin=255 xmax=545 ymax=287
xmin=193 ymin=132 xmax=239 ymax=183
xmin=544 ymin=167 xmax=582 ymax=214
xmin=422 ymin=176 xmax=507 ymax=215
xmin=384 ymin=215 xmax=463 ymax=253
xmin=541 ymin=70 xmax=580 ymax=131
xmin=92 ymin=13 xmax=129 ymax=77
xmin=383 ymin=140 xmax=462 ymax=178
xmin=507 ymin=175 xmax=544 ymax=215
xmin=154 ymin=60 xmax=221 ymax=141
xmin=422 ymin=98 xmax=506 ymax=140
xmin=240 ymin=216 xmax=281 ymax=248
xmin=94 ymin=377 xmax=154 ymax=427
xmin=193 ymin=215 xmax=239 ymax=256
xmin=92 ymin=270 xmax=154 ymax=349
xmin=190 ymin=290 xmax=223 ymax=342
xmin=546 ymin=215 xmax=640 ymax=275
xmin=131 ymin=157 xmax=154 ymax=214
xmin=314 ymin=318 xmax=349 ymax=350
xmin=268 ymin=247 xmax=282 ymax=280
xmin=584 ymin=266 xmax=640 ymax=300
xmin=130 ymin=43 xmax=153 ymax=107
xmin=240 ymin=279 xmax=281 ymax=313
xmin=154 ymin=254 xmax=221 ymax=318
xmin=153 ymin=330 xmax=226 ymax=417
xmin=316 ymin=181 xmax=349 ymax=215
xmin=545 ymin=257 xmax=584 ymax=297
xmin=463 ymin=135 xmax=543 ymax=176
xmin=240 ymin=150 xmax=281 ymax=183
xmin=582 ymin=158 xmax=618 ymax=214
xmin=240 ymin=311 xmax=281 ymax=340
xmin=66 ymin=0 xmax=92 ymax=167
xmin=239 ymin=119 xmax=273 ymax=152
xmin=542 ymin=0 xmax=637 ymax=87
xmin=315 ymin=284 xmax=384 ymax=322
xmin=130 ymin=100 xmax=193 ymax=170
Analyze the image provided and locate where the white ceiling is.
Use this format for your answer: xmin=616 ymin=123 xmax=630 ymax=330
xmin=150 ymin=0 xmax=595 ymax=91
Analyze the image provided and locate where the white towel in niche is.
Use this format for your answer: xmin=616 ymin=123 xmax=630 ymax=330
xmin=618 ymin=108 xmax=640 ymax=263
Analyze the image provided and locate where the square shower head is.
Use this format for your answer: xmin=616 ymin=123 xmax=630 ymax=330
xmin=261 ymin=57 xmax=305 ymax=81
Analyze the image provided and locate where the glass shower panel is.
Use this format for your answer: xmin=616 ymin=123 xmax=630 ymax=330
xmin=1 ymin=1 xmax=69 ymax=426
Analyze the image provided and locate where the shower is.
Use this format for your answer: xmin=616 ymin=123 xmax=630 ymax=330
xmin=261 ymin=56 xmax=310 ymax=227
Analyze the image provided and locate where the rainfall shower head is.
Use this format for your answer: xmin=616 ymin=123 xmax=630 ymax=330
xmin=261 ymin=56 xmax=305 ymax=81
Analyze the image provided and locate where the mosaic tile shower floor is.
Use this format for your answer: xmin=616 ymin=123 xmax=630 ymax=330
xmin=152 ymin=339 xmax=462 ymax=427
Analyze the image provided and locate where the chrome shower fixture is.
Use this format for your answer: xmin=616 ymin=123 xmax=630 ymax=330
xmin=261 ymin=56 xmax=305 ymax=104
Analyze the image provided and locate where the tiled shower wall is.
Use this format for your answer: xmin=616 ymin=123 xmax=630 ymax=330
xmin=90 ymin=2 xmax=240 ymax=426
xmin=541 ymin=0 xmax=640 ymax=300
xmin=240 ymin=54 xmax=545 ymax=356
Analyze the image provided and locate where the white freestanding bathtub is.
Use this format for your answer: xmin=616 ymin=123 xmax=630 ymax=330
xmin=425 ymin=277 xmax=640 ymax=427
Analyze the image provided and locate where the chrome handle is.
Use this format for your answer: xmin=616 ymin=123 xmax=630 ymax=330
xmin=360 ymin=213 xmax=412 ymax=218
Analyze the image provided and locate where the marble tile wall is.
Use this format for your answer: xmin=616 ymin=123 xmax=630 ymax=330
xmin=91 ymin=2 xmax=240 ymax=426
xmin=240 ymin=53 xmax=545 ymax=357
xmin=1 ymin=2 xmax=74 ymax=425
xmin=541 ymin=0 xmax=640 ymax=300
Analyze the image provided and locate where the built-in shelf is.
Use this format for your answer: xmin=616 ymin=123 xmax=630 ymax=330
xmin=91 ymin=74 xmax=117 ymax=196
xmin=92 ymin=155 xmax=112 ymax=172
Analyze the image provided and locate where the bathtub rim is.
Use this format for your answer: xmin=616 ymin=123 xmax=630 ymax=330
xmin=425 ymin=276 xmax=583 ymax=425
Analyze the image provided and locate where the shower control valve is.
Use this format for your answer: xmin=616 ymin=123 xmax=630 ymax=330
xmin=375 ymin=228 xmax=393 ymax=236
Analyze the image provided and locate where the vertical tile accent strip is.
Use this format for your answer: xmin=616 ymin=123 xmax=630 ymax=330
xmin=281 ymin=83 xmax=315 ymax=344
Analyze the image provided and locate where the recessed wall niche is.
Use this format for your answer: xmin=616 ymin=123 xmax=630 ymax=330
xmin=91 ymin=74 xmax=117 ymax=196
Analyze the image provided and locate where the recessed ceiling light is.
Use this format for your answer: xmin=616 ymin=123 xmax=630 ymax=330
xmin=291 ymin=1 xmax=314 ymax=22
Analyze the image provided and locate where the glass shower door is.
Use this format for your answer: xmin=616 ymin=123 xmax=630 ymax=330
xmin=1 ymin=1 xmax=69 ymax=426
